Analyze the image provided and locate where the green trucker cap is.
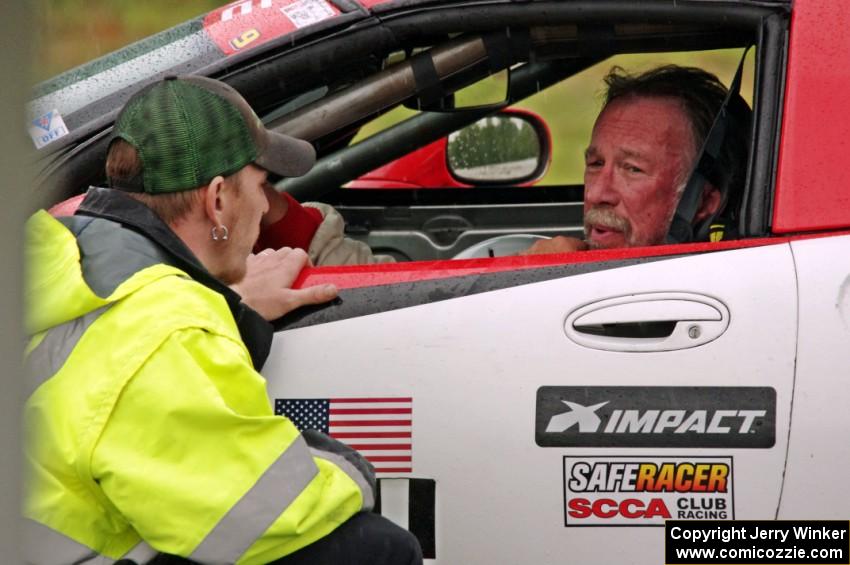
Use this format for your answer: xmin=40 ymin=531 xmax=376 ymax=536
xmin=109 ymin=75 xmax=315 ymax=193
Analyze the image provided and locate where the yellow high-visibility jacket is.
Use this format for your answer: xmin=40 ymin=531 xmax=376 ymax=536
xmin=24 ymin=201 xmax=374 ymax=565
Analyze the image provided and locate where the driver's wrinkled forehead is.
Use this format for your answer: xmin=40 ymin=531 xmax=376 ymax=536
xmin=592 ymin=94 xmax=699 ymax=159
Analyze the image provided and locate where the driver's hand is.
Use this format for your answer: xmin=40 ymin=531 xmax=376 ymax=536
xmin=231 ymin=247 xmax=338 ymax=321
xmin=520 ymin=236 xmax=589 ymax=255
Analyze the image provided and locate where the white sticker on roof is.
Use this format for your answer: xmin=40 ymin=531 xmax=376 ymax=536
xmin=280 ymin=0 xmax=336 ymax=29
xmin=29 ymin=109 xmax=69 ymax=150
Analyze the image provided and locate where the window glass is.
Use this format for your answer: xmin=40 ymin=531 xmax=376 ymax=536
xmin=514 ymin=48 xmax=756 ymax=185
xmin=349 ymin=48 xmax=755 ymax=187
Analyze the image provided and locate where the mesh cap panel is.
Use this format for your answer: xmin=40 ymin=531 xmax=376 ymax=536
xmin=110 ymin=76 xmax=315 ymax=194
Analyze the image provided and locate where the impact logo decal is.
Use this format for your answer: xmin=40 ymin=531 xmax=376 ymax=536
xmin=536 ymin=386 xmax=776 ymax=448
xmin=545 ymin=400 xmax=609 ymax=432
xmin=29 ymin=109 xmax=69 ymax=150
xmin=204 ymin=0 xmax=340 ymax=56
xmin=564 ymin=456 xmax=735 ymax=526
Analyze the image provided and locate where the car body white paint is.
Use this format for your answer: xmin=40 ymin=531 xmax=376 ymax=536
xmin=264 ymin=243 xmax=798 ymax=563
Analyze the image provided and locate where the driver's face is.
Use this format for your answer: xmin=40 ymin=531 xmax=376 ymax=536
xmin=583 ymin=95 xmax=696 ymax=249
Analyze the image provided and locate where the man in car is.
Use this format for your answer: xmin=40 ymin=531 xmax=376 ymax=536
xmin=24 ymin=75 xmax=421 ymax=565
xmin=256 ymin=182 xmax=395 ymax=265
xmin=524 ymin=64 xmax=751 ymax=255
xmin=49 ymin=175 xmax=392 ymax=266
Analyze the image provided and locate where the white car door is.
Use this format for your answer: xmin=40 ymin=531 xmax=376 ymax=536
xmin=779 ymin=234 xmax=850 ymax=518
xmin=263 ymin=242 xmax=796 ymax=564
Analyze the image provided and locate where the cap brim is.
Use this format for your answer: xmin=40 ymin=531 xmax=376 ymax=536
xmin=256 ymin=131 xmax=316 ymax=178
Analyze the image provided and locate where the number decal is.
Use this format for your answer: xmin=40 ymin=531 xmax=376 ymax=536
xmin=229 ymin=29 xmax=261 ymax=51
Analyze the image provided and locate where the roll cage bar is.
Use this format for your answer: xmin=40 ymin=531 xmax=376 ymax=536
xmin=35 ymin=0 xmax=787 ymax=239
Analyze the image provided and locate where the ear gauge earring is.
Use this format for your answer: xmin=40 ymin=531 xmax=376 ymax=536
xmin=211 ymin=225 xmax=229 ymax=241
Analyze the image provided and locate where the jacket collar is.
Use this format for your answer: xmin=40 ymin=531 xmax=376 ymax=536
xmin=77 ymin=186 xmax=273 ymax=369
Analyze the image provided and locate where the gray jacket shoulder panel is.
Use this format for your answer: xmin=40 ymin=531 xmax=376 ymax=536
xmin=59 ymin=215 xmax=174 ymax=298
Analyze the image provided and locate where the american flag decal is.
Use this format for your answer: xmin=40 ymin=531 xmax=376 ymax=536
xmin=275 ymin=397 xmax=413 ymax=474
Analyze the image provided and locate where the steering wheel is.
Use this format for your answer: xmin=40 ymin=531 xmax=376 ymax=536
xmin=452 ymin=234 xmax=550 ymax=259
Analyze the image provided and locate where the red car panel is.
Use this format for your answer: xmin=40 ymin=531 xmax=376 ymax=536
xmin=293 ymin=234 xmax=845 ymax=291
xmin=773 ymin=0 xmax=850 ymax=233
xmin=349 ymin=140 xmax=460 ymax=188
xmin=204 ymin=0 xmax=342 ymax=56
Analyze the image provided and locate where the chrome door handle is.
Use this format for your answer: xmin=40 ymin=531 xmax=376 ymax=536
xmin=564 ymin=292 xmax=729 ymax=352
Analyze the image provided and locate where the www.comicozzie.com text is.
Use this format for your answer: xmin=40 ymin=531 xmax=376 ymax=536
xmin=669 ymin=524 xmax=847 ymax=544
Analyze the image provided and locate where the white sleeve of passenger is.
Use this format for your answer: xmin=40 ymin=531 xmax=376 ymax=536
xmin=304 ymin=202 xmax=396 ymax=266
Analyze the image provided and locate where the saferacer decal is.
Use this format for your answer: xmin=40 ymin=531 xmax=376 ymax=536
xmin=536 ymin=386 xmax=776 ymax=448
xmin=564 ymin=456 xmax=734 ymax=526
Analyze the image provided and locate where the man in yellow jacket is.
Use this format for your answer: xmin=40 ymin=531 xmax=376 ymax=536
xmin=24 ymin=75 xmax=422 ymax=565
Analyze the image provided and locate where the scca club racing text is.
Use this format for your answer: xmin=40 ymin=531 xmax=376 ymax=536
xmin=567 ymin=461 xmax=730 ymax=520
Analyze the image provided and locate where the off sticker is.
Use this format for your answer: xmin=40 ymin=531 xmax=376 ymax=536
xmin=204 ymin=0 xmax=340 ymax=56
xmin=29 ymin=109 xmax=69 ymax=150
xmin=563 ymin=456 xmax=734 ymax=526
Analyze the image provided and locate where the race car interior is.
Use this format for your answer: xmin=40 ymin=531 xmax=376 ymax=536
xmin=267 ymin=4 xmax=783 ymax=261
xmin=36 ymin=1 xmax=788 ymax=263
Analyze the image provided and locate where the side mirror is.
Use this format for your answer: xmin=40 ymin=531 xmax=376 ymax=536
xmin=346 ymin=108 xmax=552 ymax=189
xmin=446 ymin=109 xmax=550 ymax=185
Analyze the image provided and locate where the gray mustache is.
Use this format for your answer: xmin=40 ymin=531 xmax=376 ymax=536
xmin=584 ymin=206 xmax=631 ymax=234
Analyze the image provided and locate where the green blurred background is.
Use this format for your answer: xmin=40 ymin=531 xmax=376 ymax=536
xmin=35 ymin=0 xmax=221 ymax=82
xmin=36 ymin=0 xmax=753 ymax=185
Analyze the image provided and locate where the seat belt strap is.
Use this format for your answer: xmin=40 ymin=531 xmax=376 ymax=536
xmin=666 ymin=46 xmax=750 ymax=244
